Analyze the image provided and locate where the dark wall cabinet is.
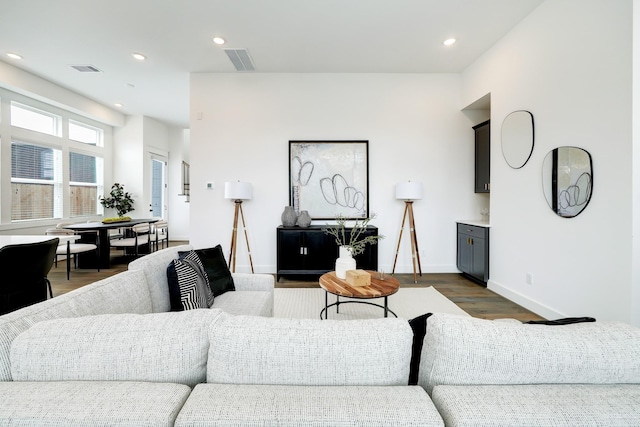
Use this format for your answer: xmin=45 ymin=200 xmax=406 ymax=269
xmin=277 ymin=225 xmax=378 ymax=281
xmin=474 ymin=120 xmax=490 ymax=193
xmin=456 ymin=222 xmax=489 ymax=285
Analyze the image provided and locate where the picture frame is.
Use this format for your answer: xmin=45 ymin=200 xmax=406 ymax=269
xmin=289 ymin=140 xmax=369 ymax=220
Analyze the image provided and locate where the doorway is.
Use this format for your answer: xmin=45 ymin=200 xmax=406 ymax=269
xmin=151 ymin=156 xmax=167 ymax=219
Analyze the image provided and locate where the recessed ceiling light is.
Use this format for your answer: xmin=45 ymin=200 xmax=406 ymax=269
xmin=443 ymin=38 xmax=457 ymax=46
xmin=7 ymin=52 xmax=22 ymax=60
xmin=114 ymin=103 xmax=123 ymax=108
xmin=212 ymin=36 xmax=226 ymax=45
xmin=132 ymin=52 xmax=146 ymax=61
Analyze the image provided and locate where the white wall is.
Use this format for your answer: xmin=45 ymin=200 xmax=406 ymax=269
xmin=113 ymin=116 xmax=144 ymax=217
xmin=189 ymin=73 xmax=486 ymax=274
xmin=632 ymin=0 xmax=640 ymax=327
xmin=168 ymin=128 xmax=190 ymax=240
xmin=462 ymin=0 xmax=635 ymax=323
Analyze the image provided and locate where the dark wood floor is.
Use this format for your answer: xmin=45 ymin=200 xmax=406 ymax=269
xmin=49 ymin=241 xmax=544 ymax=322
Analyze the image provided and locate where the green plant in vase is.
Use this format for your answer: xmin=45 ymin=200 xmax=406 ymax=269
xmin=100 ymin=183 xmax=135 ymax=218
xmin=322 ymin=214 xmax=384 ymax=256
xmin=323 ymin=214 xmax=383 ymax=279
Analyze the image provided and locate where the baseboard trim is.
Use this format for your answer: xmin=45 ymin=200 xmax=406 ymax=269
xmin=488 ymin=280 xmax=566 ymax=320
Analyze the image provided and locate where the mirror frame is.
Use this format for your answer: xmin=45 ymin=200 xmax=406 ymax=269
xmin=501 ymin=110 xmax=534 ymax=169
xmin=542 ymin=146 xmax=593 ymax=218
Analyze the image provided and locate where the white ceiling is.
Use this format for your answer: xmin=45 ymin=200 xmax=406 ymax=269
xmin=0 ymin=0 xmax=543 ymax=128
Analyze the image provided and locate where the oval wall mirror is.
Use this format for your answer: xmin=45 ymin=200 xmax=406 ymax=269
xmin=542 ymin=147 xmax=593 ymax=218
xmin=501 ymin=110 xmax=534 ymax=169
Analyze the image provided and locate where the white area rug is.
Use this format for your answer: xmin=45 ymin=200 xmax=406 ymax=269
xmin=274 ymin=287 xmax=469 ymax=320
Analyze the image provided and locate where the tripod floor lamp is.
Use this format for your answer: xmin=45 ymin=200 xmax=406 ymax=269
xmin=392 ymin=181 xmax=423 ymax=283
xmin=224 ymin=181 xmax=254 ymax=273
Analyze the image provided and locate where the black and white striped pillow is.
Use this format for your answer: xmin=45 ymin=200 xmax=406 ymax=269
xmin=167 ymin=251 xmax=215 ymax=311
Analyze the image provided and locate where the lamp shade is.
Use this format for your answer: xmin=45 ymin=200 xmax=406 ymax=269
xmin=395 ymin=181 xmax=423 ymax=200
xmin=224 ymin=181 xmax=253 ymax=200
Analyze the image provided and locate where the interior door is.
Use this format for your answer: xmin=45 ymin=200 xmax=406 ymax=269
xmin=150 ymin=156 xmax=167 ymax=219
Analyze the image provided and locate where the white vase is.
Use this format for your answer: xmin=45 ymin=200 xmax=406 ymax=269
xmin=335 ymin=246 xmax=356 ymax=279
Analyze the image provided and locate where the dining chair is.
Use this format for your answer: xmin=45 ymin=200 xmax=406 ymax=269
xmin=45 ymin=228 xmax=100 ymax=280
xmin=110 ymin=223 xmax=151 ymax=257
xmin=151 ymin=220 xmax=169 ymax=252
xmin=0 ymin=238 xmax=59 ymax=315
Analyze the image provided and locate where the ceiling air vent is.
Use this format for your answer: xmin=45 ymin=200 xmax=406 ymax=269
xmin=70 ymin=64 xmax=102 ymax=73
xmin=223 ymin=48 xmax=255 ymax=72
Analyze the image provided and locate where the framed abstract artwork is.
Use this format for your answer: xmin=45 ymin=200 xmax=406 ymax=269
xmin=289 ymin=140 xmax=369 ymax=220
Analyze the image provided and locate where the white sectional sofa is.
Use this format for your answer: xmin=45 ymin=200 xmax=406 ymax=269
xmin=419 ymin=313 xmax=640 ymax=426
xmin=0 ymin=244 xmax=639 ymax=426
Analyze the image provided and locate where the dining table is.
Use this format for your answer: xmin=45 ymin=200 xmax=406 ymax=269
xmin=63 ymin=218 xmax=159 ymax=268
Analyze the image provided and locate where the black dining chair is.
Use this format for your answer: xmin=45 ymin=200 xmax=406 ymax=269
xmin=0 ymin=238 xmax=59 ymax=315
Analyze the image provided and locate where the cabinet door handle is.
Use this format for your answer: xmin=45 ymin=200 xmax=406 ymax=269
xmin=467 ymin=238 xmax=474 ymax=245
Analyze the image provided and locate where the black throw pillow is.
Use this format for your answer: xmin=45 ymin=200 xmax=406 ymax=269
xmin=524 ymin=317 xmax=596 ymax=325
xmin=407 ymin=313 xmax=433 ymax=386
xmin=179 ymin=245 xmax=235 ymax=297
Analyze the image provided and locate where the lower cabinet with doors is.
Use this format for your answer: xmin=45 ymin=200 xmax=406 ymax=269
xmin=276 ymin=225 xmax=378 ymax=281
xmin=456 ymin=222 xmax=489 ymax=285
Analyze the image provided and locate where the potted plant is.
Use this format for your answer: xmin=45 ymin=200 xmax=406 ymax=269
xmin=323 ymin=214 xmax=383 ymax=278
xmin=100 ymin=183 xmax=135 ymax=219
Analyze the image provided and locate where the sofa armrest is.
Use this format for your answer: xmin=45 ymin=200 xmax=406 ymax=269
xmin=231 ymin=273 xmax=274 ymax=292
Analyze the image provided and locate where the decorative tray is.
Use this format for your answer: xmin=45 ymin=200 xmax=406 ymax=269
xmin=102 ymin=217 xmax=132 ymax=224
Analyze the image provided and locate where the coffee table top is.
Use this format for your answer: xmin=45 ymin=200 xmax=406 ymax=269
xmin=319 ymin=271 xmax=400 ymax=299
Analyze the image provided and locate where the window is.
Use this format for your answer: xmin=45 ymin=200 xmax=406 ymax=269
xmin=11 ymin=141 xmax=63 ymax=221
xmin=10 ymin=102 xmax=61 ymax=136
xmin=69 ymin=152 xmax=103 ymax=217
xmin=69 ymin=119 xmax=103 ymax=146
xmin=2 ymin=89 xmax=111 ymax=224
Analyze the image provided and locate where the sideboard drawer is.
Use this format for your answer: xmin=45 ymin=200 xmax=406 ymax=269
xmin=457 ymin=223 xmax=486 ymax=239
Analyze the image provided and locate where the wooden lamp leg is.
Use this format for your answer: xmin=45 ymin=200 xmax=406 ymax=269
xmin=406 ymin=201 xmax=422 ymax=283
xmin=238 ymin=203 xmax=255 ymax=274
xmin=392 ymin=203 xmax=409 ymax=275
xmin=392 ymin=201 xmax=423 ymax=283
xmin=228 ymin=201 xmax=240 ymax=272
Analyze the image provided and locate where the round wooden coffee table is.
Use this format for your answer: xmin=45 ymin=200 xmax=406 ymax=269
xmin=318 ymin=271 xmax=400 ymax=319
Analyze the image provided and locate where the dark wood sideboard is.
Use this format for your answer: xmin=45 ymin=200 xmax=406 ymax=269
xmin=276 ymin=225 xmax=378 ymax=281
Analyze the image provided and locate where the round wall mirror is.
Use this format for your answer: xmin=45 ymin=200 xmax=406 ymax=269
xmin=542 ymin=147 xmax=593 ymax=218
xmin=501 ymin=110 xmax=534 ymax=169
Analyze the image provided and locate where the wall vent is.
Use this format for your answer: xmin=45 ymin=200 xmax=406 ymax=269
xmin=70 ymin=64 xmax=102 ymax=73
xmin=223 ymin=48 xmax=255 ymax=72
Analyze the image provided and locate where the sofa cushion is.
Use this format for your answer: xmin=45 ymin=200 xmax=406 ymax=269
xmin=182 ymin=245 xmax=235 ymax=297
xmin=419 ymin=313 xmax=640 ymax=393
xmin=129 ymin=244 xmax=194 ymax=312
xmin=176 ymin=384 xmax=444 ymax=427
xmin=207 ymin=313 xmax=413 ymax=386
xmin=212 ymin=290 xmax=272 ymax=317
xmin=431 ymin=384 xmax=640 ymax=427
xmin=0 ymin=381 xmax=191 ymax=427
xmin=11 ymin=309 xmax=224 ymax=387
xmin=167 ymin=251 xmax=215 ymax=311
xmin=0 ymin=269 xmax=151 ymax=382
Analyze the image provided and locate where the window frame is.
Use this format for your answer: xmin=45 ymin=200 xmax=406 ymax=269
xmin=10 ymin=101 xmax=62 ymax=137
xmin=0 ymin=88 xmax=113 ymax=227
